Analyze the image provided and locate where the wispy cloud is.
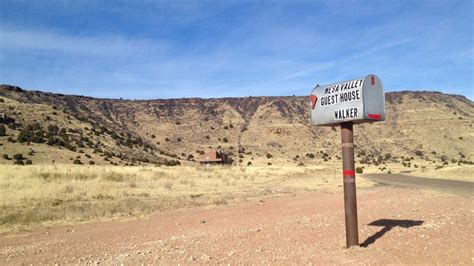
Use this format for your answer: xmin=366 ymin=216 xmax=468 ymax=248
xmin=0 ymin=26 xmax=168 ymax=57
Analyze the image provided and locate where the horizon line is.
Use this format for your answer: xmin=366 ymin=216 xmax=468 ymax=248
xmin=0 ymin=83 xmax=472 ymax=102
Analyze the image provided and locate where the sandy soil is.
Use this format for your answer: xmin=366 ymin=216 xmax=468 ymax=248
xmin=0 ymin=185 xmax=472 ymax=265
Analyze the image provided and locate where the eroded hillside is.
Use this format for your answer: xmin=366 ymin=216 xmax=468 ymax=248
xmin=0 ymin=84 xmax=472 ymax=167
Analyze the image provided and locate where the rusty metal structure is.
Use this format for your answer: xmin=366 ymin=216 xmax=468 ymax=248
xmin=197 ymin=149 xmax=231 ymax=165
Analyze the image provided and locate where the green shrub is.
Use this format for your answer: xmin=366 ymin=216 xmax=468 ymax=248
xmin=17 ymin=128 xmax=33 ymax=143
xmin=17 ymin=123 xmax=46 ymax=143
xmin=13 ymin=153 xmax=23 ymax=160
xmin=73 ymin=159 xmax=82 ymax=165
xmin=89 ymin=160 xmax=95 ymax=165
xmin=356 ymin=167 xmax=363 ymax=174
xmin=14 ymin=160 xmax=24 ymax=165
xmin=0 ymin=124 xmax=6 ymax=136
xmin=2 ymin=154 xmax=9 ymax=160
xmin=377 ymin=155 xmax=383 ymax=163
xmin=163 ymin=159 xmax=180 ymax=166
xmin=25 ymin=159 xmax=32 ymax=165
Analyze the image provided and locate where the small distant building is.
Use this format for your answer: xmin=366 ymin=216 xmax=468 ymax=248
xmin=198 ymin=149 xmax=231 ymax=165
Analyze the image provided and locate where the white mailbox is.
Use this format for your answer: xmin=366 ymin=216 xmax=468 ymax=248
xmin=309 ymin=74 xmax=385 ymax=126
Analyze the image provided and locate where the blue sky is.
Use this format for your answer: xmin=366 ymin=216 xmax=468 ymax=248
xmin=0 ymin=0 xmax=472 ymax=99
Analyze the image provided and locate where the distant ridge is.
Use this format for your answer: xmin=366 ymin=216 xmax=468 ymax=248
xmin=0 ymin=84 xmax=472 ymax=166
xmin=1 ymin=83 xmax=471 ymax=102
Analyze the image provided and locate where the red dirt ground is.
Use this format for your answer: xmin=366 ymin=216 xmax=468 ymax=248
xmin=0 ymin=186 xmax=473 ymax=264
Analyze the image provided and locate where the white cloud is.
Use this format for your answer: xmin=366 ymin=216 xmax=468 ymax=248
xmin=0 ymin=26 xmax=168 ymax=57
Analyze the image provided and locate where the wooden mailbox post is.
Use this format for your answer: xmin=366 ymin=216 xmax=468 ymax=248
xmin=309 ymin=74 xmax=385 ymax=248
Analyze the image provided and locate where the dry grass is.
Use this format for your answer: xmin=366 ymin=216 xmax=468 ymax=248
xmin=361 ymin=161 xmax=474 ymax=182
xmin=0 ymin=164 xmax=376 ymax=233
xmin=409 ymin=164 xmax=474 ymax=182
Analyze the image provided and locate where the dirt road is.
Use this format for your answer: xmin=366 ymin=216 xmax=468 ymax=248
xmin=1 ymin=186 xmax=472 ymax=264
xmin=364 ymin=173 xmax=474 ymax=197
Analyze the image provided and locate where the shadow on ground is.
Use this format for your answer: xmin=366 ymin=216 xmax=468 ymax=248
xmin=361 ymin=219 xmax=424 ymax=247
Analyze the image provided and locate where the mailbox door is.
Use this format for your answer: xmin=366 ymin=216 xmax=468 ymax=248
xmin=362 ymin=75 xmax=385 ymax=121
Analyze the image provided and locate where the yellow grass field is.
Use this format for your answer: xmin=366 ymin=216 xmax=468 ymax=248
xmin=0 ymin=164 xmax=377 ymax=233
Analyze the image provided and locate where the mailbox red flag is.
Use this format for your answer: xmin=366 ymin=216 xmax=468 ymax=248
xmin=310 ymin=95 xmax=318 ymax=110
